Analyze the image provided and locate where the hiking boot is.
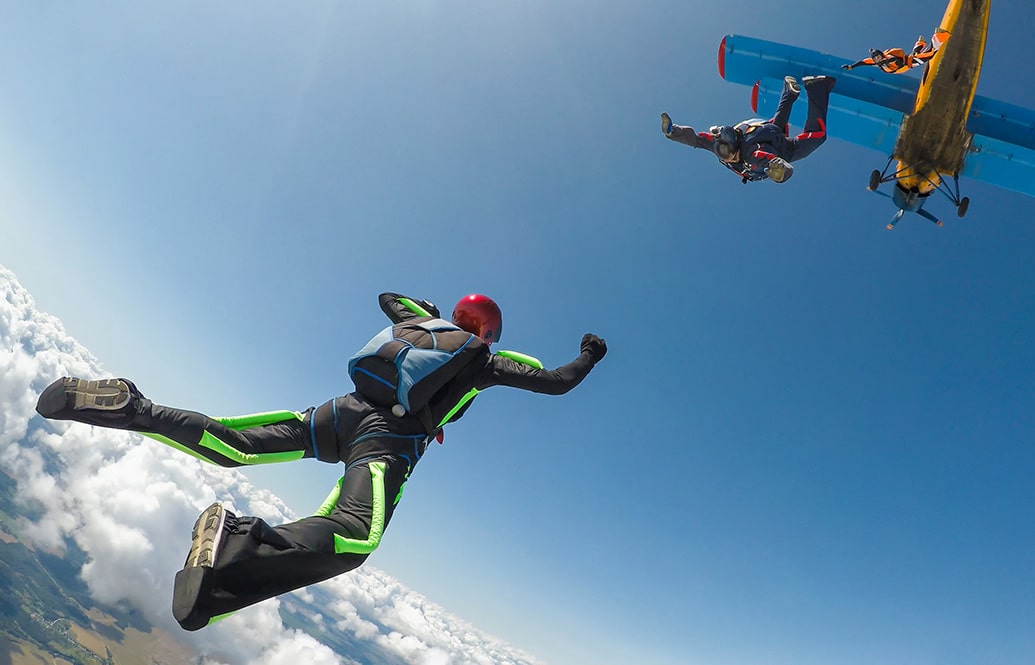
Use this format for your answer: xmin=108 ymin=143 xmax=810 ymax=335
xmin=803 ymin=75 xmax=836 ymax=93
xmin=36 ymin=377 xmax=152 ymax=429
xmin=661 ymin=112 xmax=673 ymax=136
xmin=173 ymin=503 xmax=239 ymax=631
xmin=783 ymin=76 xmax=801 ymax=99
xmin=183 ymin=503 xmax=236 ymax=568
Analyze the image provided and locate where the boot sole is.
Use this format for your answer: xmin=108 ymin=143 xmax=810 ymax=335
xmin=173 ymin=503 xmax=229 ymax=631
xmin=184 ymin=503 xmax=227 ymax=569
xmin=36 ymin=378 xmax=132 ymax=419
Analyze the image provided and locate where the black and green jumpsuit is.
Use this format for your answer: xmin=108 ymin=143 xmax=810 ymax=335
xmin=129 ymin=292 xmax=597 ymax=627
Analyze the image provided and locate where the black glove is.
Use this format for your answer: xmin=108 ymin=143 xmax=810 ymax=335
xmin=841 ymin=64 xmax=852 ymax=70
xmin=580 ymin=333 xmax=607 ymax=363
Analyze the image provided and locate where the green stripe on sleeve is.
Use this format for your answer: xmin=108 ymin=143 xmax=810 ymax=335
xmin=495 ymin=349 xmax=544 ymax=369
xmin=399 ymin=297 xmax=431 ymax=317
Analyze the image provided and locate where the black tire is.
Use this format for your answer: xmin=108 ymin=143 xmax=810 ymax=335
xmin=868 ymin=169 xmax=881 ymax=191
xmin=957 ymin=197 xmax=970 ymax=218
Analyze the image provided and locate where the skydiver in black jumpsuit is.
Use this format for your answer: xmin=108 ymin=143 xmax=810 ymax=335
xmin=35 ymin=292 xmax=607 ymax=631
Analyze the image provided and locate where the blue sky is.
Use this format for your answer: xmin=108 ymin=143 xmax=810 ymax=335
xmin=2 ymin=2 xmax=1034 ymax=664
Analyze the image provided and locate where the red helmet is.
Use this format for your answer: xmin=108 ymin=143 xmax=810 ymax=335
xmin=452 ymin=294 xmax=502 ymax=344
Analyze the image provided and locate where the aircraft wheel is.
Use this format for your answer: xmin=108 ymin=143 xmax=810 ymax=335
xmin=868 ymin=170 xmax=881 ymax=191
xmin=957 ymin=197 xmax=970 ymax=218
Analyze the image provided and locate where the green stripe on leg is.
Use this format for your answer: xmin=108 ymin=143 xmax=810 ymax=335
xmin=141 ymin=432 xmax=219 ymax=465
xmin=314 ymin=477 xmax=344 ymax=517
xmin=214 ymin=410 xmax=303 ymax=430
xmin=197 ymin=431 xmax=306 ymax=465
xmin=333 ymin=462 xmax=387 ymax=555
xmin=141 ymin=429 xmax=306 ymax=466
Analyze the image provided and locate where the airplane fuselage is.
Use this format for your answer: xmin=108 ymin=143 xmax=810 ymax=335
xmin=894 ymin=0 xmax=990 ymax=194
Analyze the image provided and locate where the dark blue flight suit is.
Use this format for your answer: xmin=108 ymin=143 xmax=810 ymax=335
xmin=667 ymin=76 xmax=834 ymax=182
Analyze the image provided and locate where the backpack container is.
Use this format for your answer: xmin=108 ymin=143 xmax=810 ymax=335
xmin=348 ymin=318 xmax=485 ymax=418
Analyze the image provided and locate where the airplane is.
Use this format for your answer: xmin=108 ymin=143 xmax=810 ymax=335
xmin=717 ymin=0 xmax=1035 ymax=229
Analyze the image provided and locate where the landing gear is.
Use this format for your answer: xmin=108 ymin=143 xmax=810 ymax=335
xmin=868 ymin=169 xmax=882 ymax=191
xmin=869 ymin=155 xmax=971 ymax=226
xmin=944 ymin=177 xmax=968 ymax=217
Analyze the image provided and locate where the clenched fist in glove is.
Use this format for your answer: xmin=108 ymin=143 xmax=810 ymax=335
xmin=580 ymin=333 xmax=607 ymax=364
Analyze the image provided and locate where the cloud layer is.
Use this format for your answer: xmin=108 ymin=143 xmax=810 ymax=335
xmin=0 ymin=264 xmax=542 ymax=665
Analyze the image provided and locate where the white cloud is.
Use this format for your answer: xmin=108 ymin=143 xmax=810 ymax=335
xmin=0 ymin=264 xmax=544 ymax=665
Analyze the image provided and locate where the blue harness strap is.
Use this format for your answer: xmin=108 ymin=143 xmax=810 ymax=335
xmin=306 ymin=398 xmax=340 ymax=462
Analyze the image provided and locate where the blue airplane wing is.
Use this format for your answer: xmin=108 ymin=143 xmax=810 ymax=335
xmin=719 ymin=34 xmax=919 ymax=114
xmin=963 ymin=134 xmax=1035 ymax=197
xmin=753 ymin=78 xmax=903 ymax=156
xmin=968 ymin=95 xmax=1035 ymax=151
xmin=723 ymin=34 xmax=1035 ymax=199
xmin=964 ymin=95 xmax=1035 ymax=196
